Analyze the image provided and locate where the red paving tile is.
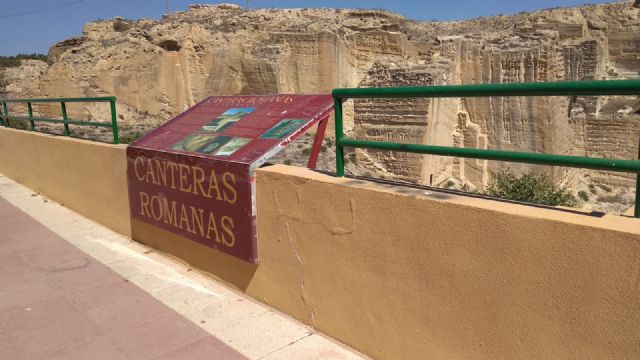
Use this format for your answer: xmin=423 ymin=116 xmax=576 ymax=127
xmin=0 ymin=197 xmax=247 ymax=360
xmin=66 ymin=279 xmax=153 ymax=313
xmin=8 ymin=311 xmax=99 ymax=359
xmin=1 ymin=227 xmax=67 ymax=254
xmin=48 ymin=259 xmax=120 ymax=293
xmin=47 ymin=338 xmax=134 ymax=360
xmin=83 ymin=290 xmax=176 ymax=336
xmin=20 ymin=244 xmax=90 ymax=270
xmin=0 ymin=255 xmax=45 ymax=285
xmin=0 ymin=296 xmax=89 ymax=337
xmin=0 ymin=215 xmax=37 ymax=231
xmin=0 ymin=336 xmax=25 ymax=360
xmin=0 ymin=278 xmax=63 ymax=310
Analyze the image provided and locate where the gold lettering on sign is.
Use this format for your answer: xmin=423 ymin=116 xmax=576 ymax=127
xmin=134 ymin=157 xmax=146 ymax=181
xmin=179 ymin=204 xmax=191 ymax=232
xmin=134 ymin=157 xmax=240 ymax=248
xmin=161 ymin=197 xmax=177 ymax=226
xmin=167 ymin=162 xmax=178 ymax=190
xmin=150 ymin=195 xmax=163 ymax=221
xmin=209 ymin=95 xmax=295 ymax=106
xmin=222 ymin=172 xmax=237 ymax=204
xmin=192 ymin=166 xmax=206 ymax=197
xmin=145 ymin=161 xmax=157 ymax=184
xmin=178 ymin=164 xmax=192 ymax=193
xmin=221 ymin=216 xmax=235 ymax=247
xmin=206 ymin=212 xmax=220 ymax=243
xmin=154 ymin=160 xmax=168 ymax=186
xmin=191 ymin=206 xmax=205 ymax=237
xmin=139 ymin=191 xmax=151 ymax=217
xmin=207 ymin=168 xmax=223 ymax=201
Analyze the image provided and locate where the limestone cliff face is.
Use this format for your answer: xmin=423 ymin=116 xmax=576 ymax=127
xmin=345 ymin=1 xmax=638 ymax=214
xmin=1 ymin=60 xmax=47 ymax=97
xmin=37 ymin=6 xmax=362 ymax=125
xmin=2 ymin=1 xmax=640 ymax=212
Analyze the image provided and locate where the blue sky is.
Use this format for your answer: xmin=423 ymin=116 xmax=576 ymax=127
xmin=0 ymin=0 xmax=618 ymax=56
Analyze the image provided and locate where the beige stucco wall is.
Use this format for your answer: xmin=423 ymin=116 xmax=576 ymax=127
xmin=1 ymin=129 xmax=638 ymax=359
xmin=0 ymin=128 xmax=130 ymax=236
xmin=131 ymin=164 xmax=640 ymax=360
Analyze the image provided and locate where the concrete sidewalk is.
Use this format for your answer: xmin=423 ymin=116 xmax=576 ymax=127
xmin=0 ymin=173 xmax=366 ymax=360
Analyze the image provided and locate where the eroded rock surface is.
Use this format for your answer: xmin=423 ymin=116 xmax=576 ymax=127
xmin=2 ymin=1 xmax=640 ymax=212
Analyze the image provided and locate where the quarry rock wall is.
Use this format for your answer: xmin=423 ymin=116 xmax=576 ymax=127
xmin=2 ymin=1 xmax=640 ymax=212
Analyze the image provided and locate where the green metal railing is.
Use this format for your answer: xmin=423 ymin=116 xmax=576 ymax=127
xmin=0 ymin=96 xmax=119 ymax=144
xmin=332 ymin=79 xmax=640 ymax=218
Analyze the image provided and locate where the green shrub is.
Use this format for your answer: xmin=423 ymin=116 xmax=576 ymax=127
xmin=578 ymin=191 xmax=589 ymax=202
xmin=0 ymin=54 xmax=48 ymax=68
xmin=485 ymin=168 xmax=577 ymax=207
xmin=349 ymin=153 xmax=357 ymax=164
xmin=113 ymin=19 xmax=131 ymax=32
xmin=0 ymin=58 xmax=20 ymax=67
xmin=120 ymin=130 xmax=144 ymax=144
xmin=599 ymin=184 xmax=612 ymax=193
xmin=16 ymin=53 xmax=48 ymax=62
xmin=301 ymin=147 xmax=311 ymax=156
xmin=588 ymin=184 xmax=597 ymax=194
xmin=283 ymin=159 xmax=292 ymax=165
xmin=9 ymin=119 xmax=30 ymax=130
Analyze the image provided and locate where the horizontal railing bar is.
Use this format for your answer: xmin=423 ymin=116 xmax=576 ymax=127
xmin=7 ymin=116 xmax=112 ymax=127
xmin=338 ymin=138 xmax=640 ymax=173
xmin=2 ymin=96 xmax=119 ymax=144
xmin=0 ymin=96 xmax=115 ymax=103
xmin=332 ymin=79 xmax=640 ymax=99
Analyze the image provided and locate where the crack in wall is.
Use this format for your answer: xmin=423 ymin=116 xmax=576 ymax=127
xmin=271 ymin=183 xmax=355 ymax=326
xmin=285 ymin=219 xmax=317 ymax=328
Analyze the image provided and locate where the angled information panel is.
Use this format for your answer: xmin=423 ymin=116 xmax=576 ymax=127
xmin=127 ymin=94 xmax=333 ymax=263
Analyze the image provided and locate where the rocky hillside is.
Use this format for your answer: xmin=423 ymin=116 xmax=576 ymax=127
xmin=2 ymin=1 xmax=640 ymax=213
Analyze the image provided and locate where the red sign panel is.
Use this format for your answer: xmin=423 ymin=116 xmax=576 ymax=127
xmin=127 ymin=94 xmax=333 ymax=263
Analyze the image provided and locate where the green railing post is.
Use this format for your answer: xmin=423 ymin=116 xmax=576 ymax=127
xmin=60 ymin=102 xmax=70 ymax=136
xmin=334 ymin=97 xmax=345 ymax=177
xmin=110 ymin=98 xmax=119 ymax=144
xmin=3 ymin=102 xmax=9 ymax=127
xmin=27 ymin=102 xmax=35 ymax=131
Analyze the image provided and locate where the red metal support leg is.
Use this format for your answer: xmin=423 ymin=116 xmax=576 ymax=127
xmin=307 ymin=115 xmax=329 ymax=169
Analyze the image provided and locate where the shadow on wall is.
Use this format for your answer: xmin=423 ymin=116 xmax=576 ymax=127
xmin=130 ymin=219 xmax=258 ymax=290
xmin=338 ymin=172 xmax=608 ymax=218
